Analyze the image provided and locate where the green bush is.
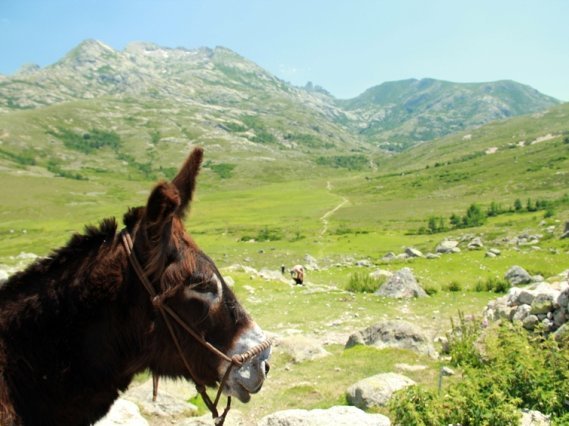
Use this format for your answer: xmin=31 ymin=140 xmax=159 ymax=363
xmin=48 ymin=127 xmax=122 ymax=154
xmin=315 ymin=155 xmax=369 ymax=171
xmin=240 ymin=227 xmax=283 ymax=242
xmin=210 ymin=163 xmax=236 ymax=179
xmin=389 ymin=319 xmax=569 ymax=425
xmin=345 ymin=272 xmax=379 ymax=293
xmin=447 ymin=281 xmax=463 ymax=292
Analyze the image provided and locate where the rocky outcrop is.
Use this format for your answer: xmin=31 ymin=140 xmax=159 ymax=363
xmin=258 ymin=405 xmax=390 ymax=426
xmin=345 ymin=320 xmax=437 ymax=358
xmin=375 ymin=268 xmax=427 ymax=299
xmin=484 ymin=276 xmax=569 ymax=335
xmin=346 ymin=373 xmax=415 ymax=409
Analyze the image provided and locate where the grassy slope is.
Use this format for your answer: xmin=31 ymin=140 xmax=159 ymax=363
xmin=1 ymin=103 xmax=569 ymax=422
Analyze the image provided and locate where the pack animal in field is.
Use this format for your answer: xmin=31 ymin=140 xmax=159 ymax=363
xmin=290 ymin=265 xmax=305 ymax=285
xmin=0 ymin=148 xmax=271 ymax=425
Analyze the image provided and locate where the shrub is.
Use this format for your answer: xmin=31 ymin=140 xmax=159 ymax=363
xmin=209 ymin=163 xmax=236 ymax=179
xmin=389 ymin=320 xmax=569 ymax=425
xmin=447 ymin=281 xmax=462 ymax=292
xmin=346 ymin=272 xmax=379 ymax=293
xmin=484 ymin=277 xmax=511 ymax=293
xmin=240 ymin=227 xmax=282 ymax=242
xmin=48 ymin=127 xmax=121 ymax=154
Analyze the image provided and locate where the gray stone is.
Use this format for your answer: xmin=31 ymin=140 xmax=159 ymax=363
xmin=553 ymin=323 xmax=569 ymax=342
xmin=519 ymin=409 xmax=551 ymax=425
xmin=259 ymin=406 xmax=390 ymax=426
xmin=505 ymin=266 xmax=532 ymax=286
xmin=530 ymin=291 xmax=559 ymax=315
xmin=485 ymin=251 xmax=497 ymax=258
xmin=382 ymin=252 xmax=396 ymax=261
xmin=425 ymin=253 xmax=440 ymax=259
xmin=346 ymin=372 xmax=415 ymax=409
xmin=356 ymin=259 xmax=373 ymax=267
xmin=304 ymin=254 xmax=319 ymax=271
xmin=404 ymin=247 xmax=423 ymax=258
xmin=518 ymin=289 xmax=537 ymax=306
xmin=94 ymin=399 xmax=149 ymax=426
xmin=488 ymin=248 xmax=502 ymax=256
xmin=122 ymin=378 xmax=198 ymax=420
xmin=467 ymin=237 xmax=484 ymax=250
xmin=277 ymin=335 xmax=331 ymax=363
xmin=375 ymin=268 xmax=427 ymax=299
xmin=512 ymin=304 xmax=532 ymax=322
xmin=552 ymin=308 xmax=567 ymax=329
xmin=436 ymin=240 xmax=459 ymax=254
xmin=523 ymin=315 xmax=540 ymax=330
xmin=345 ymin=320 xmax=437 ymax=358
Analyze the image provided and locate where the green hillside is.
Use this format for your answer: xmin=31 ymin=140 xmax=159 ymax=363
xmin=338 ymin=78 xmax=560 ymax=151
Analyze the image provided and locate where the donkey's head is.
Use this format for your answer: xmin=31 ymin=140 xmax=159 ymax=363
xmin=125 ymin=147 xmax=270 ymax=402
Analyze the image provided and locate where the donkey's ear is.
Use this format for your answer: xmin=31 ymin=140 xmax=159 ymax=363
xmin=145 ymin=182 xmax=181 ymax=225
xmin=172 ymin=147 xmax=204 ymax=218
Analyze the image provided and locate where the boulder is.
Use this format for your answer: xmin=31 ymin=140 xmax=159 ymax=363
xmin=553 ymin=323 xmax=569 ymax=342
xmin=523 ymin=315 xmax=540 ymax=330
xmin=505 ymin=266 xmax=532 ymax=286
xmin=561 ymin=221 xmax=569 ymax=239
xmin=345 ymin=320 xmax=437 ymax=358
xmin=346 ymin=372 xmax=415 ymax=409
xmin=436 ymin=240 xmax=459 ymax=254
xmin=258 ymin=406 xmax=390 ymax=426
xmin=375 ymin=268 xmax=427 ymax=299
xmin=277 ymin=335 xmax=331 ymax=363
xmin=530 ymin=291 xmax=559 ymax=315
xmin=512 ymin=304 xmax=532 ymax=323
xmin=519 ymin=409 xmax=551 ymax=426
xmin=382 ymin=252 xmax=396 ymax=261
xmin=467 ymin=237 xmax=484 ymax=250
xmin=94 ymin=399 xmax=149 ymax=426
xmin=404 ymin=247 xmax=423 ymax=258
xmin=355 ymin=259 xmax=373 ymax=267
xmin=122 ymin=378 xmax=198 ymax=420
xmin=304 ymin=254 xmax=319 ymax=271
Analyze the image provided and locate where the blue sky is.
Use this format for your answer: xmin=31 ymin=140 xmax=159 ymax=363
xmin=1 ymin=0 xmax=568 ymax=100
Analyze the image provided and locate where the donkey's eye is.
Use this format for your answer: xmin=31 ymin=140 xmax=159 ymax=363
xmin=183 ymin=274 xmax=223 ymax=306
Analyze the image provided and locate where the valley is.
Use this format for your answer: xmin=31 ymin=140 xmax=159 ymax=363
xmin=0 ymin=40 xmax=568 ymax=424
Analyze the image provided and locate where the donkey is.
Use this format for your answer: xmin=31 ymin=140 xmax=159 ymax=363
xmin=0 ymin=147 xmax=271 ymax=425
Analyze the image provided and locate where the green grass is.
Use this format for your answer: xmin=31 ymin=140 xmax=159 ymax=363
xmin=1 ymin=101 xmax=569 ymax=423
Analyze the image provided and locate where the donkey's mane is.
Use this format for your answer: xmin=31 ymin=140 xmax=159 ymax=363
xmin=0 ymin=218 xmax=120 ymax=302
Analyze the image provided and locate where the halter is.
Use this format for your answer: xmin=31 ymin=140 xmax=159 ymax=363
xmin=120 ymin=230 xmax=272 ymax=425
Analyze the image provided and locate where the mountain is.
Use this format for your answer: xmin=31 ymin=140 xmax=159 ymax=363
xmin=0 ymin=39 xmax=561 ymax=176
xmin=338 ymin=78 xmax=560 ymax=151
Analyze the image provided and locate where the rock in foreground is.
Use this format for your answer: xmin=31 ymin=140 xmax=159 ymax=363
xmin=258 ymin=405 xmax=390 ymax=426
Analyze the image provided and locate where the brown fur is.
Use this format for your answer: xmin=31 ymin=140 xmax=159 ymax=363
xmin=0 ymin=148 xmax=251 ymax=425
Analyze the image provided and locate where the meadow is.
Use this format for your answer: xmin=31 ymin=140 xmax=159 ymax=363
xmin=2 ymin=137 xmax=568 ymax=422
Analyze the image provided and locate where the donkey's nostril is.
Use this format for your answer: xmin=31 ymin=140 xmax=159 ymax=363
xmin=264 ymin=361 xmax=270 ymax=376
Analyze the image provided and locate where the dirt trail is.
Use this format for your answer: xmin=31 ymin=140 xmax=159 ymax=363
xmin=320 ymin=182 xmax=348 ymax=236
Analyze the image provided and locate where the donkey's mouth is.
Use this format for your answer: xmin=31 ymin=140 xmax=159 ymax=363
xmin=226 ymin=380 xmax=264 ymax=403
